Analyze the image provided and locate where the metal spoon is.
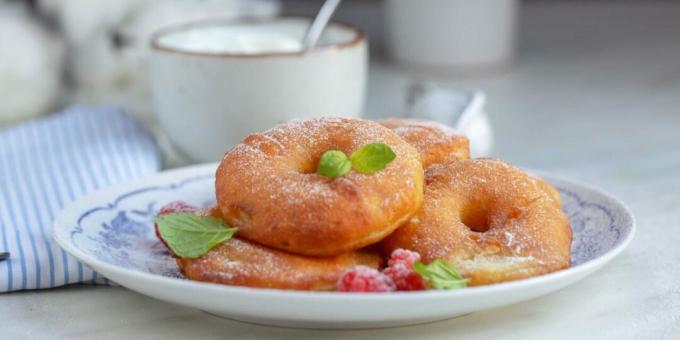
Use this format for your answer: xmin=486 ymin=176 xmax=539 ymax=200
xmin=301 ymin=0 xmax=342 ymax=50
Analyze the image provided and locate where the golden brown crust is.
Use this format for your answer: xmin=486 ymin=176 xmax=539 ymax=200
xmin=381 ymin=159 xmax=572 ymax=286
xmin=215 ymin=117 xmax=424 ymax=256
xmin=177 ymin=238 xmax=383 ymax=290
xmin=379 ymin=118 xmax=470 ymax=167
xmin=533 ymin=176 xmax=562 ymax=207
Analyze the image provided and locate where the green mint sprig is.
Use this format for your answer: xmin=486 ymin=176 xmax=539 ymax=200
xmin=317 ymin=143 xmax=396 ymax=178
xmin=155 ymin=212 xmax=237 ymax=258
xmin=317 ymin=150 xmax=352 ymax=178
xmin=414 ymin=259 xmax=469 ymax=290
xmin=349 ymin=143 xmax=397 ymax=174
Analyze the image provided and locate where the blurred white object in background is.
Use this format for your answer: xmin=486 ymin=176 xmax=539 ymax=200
xmin=407 ymin=84 xmax=493 ymax=157
xmin=0 ymin=3 xmax=65 ymax=126
xmin=386 ymin=0 xmax=518 ymax=72
xmin=37 ymin=0 xmax=281 ymax=124
xmin=38 ymin=0 xmax=138 ymax=45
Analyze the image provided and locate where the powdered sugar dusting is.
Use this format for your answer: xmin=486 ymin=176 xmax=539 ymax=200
xmin=179 ymin=238 xmax=382 ymax=290
xmin=382 ymin=159 xmax=572 ymax=285
xmin=382 ymin=118 xmax=463 ymax=138
xmin=379 ymin=118 xmax=470 ymax=167
xmin=215 ymin=117 xmax=424 ymax=255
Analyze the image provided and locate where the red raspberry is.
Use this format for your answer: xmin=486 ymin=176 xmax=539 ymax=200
xmin=383 ymin=262 xmax=427 ymax=291
xmin=158 ymin=201 xmax=197 ymax=216
xmin=383 ymin=249 xmax=427 ymax=291
xmin=155 ymin=201 xmax=197 ymax=250
xmin=388 ymin=248 xmax=421 ymax=267
xmin=337 ymin=265 xmax=396 ymax=292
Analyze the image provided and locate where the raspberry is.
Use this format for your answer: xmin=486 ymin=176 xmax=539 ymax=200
xmin=337 ymin=265 xmax=396 ymax=292
xmin=158 ymin=201 xmax=197 ymax=216
xmin=383 ymin=249 xmax=427 ymax=291
xmin=383 ymin=262 xmax=427 ymax=291
xmin=388 ymin=248 xmax=421 ymax=267
xmin=155 ymin=201 xmax=197 ymax=250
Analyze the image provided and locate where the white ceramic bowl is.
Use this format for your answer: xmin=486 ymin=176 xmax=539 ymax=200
xmin=54 ymin=163 xmax=635 ymax=329
xmin=150 ymin=18 xmax=368 ymax=162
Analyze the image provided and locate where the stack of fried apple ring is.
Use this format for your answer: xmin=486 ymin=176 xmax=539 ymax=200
xmin=175 ymin=116 xmax=572 ymax=290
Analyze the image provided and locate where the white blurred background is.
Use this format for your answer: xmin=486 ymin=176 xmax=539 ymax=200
xmin=1 ymin=0 xmax=679 ymax=132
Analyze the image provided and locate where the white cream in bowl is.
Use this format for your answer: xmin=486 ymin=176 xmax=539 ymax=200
xmin=156 ymin=26 xmax=303 ymax=54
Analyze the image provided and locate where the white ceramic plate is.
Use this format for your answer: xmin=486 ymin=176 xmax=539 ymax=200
xmin=54 ymin=163 xmax=635 ymax=329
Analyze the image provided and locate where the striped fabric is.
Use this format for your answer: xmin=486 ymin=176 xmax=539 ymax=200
xmin=0 ymin=106 xmax=160 ymax=292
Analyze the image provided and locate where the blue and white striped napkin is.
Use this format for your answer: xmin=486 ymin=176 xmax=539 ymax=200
xmin=0 ymin=106 xmax=161 ymax=292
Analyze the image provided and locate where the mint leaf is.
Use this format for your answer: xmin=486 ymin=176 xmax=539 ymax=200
xmin=349 ymin=143 xmax=396 ymax=174
xmin=316 ymin=143 xmax=396 ymax=178
xmin=414 ymin=259 xmax=468 ymax=290
xmin=155 ymin=212 xmax=237 ymax=258
xmin=317 ymin=150 xmax=351 ymax=178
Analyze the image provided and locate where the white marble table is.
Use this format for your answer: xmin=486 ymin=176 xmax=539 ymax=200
xmin=3 ymin=2 xmax=680 ymax=339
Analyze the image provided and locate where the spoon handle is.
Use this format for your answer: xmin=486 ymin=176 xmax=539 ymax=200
xmin=302 ymin=0 xmax=342 ymax=50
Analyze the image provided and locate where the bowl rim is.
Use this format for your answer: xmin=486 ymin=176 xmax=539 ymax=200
xmin=53 ymin=162 xmax=636 ymax=301
xmin=149 ymin=16 xmax=367 ymax=59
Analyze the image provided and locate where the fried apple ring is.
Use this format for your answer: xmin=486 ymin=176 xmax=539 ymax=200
xmin=379 ymin=118 xmax=470 ymax=167
xmin=178 ymin=238 xmax=383 ymax=290
xmin=381 ymin=159 xmax=572 ymax=286
xmin=216 ymin=117 xmax=424 ymax=256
